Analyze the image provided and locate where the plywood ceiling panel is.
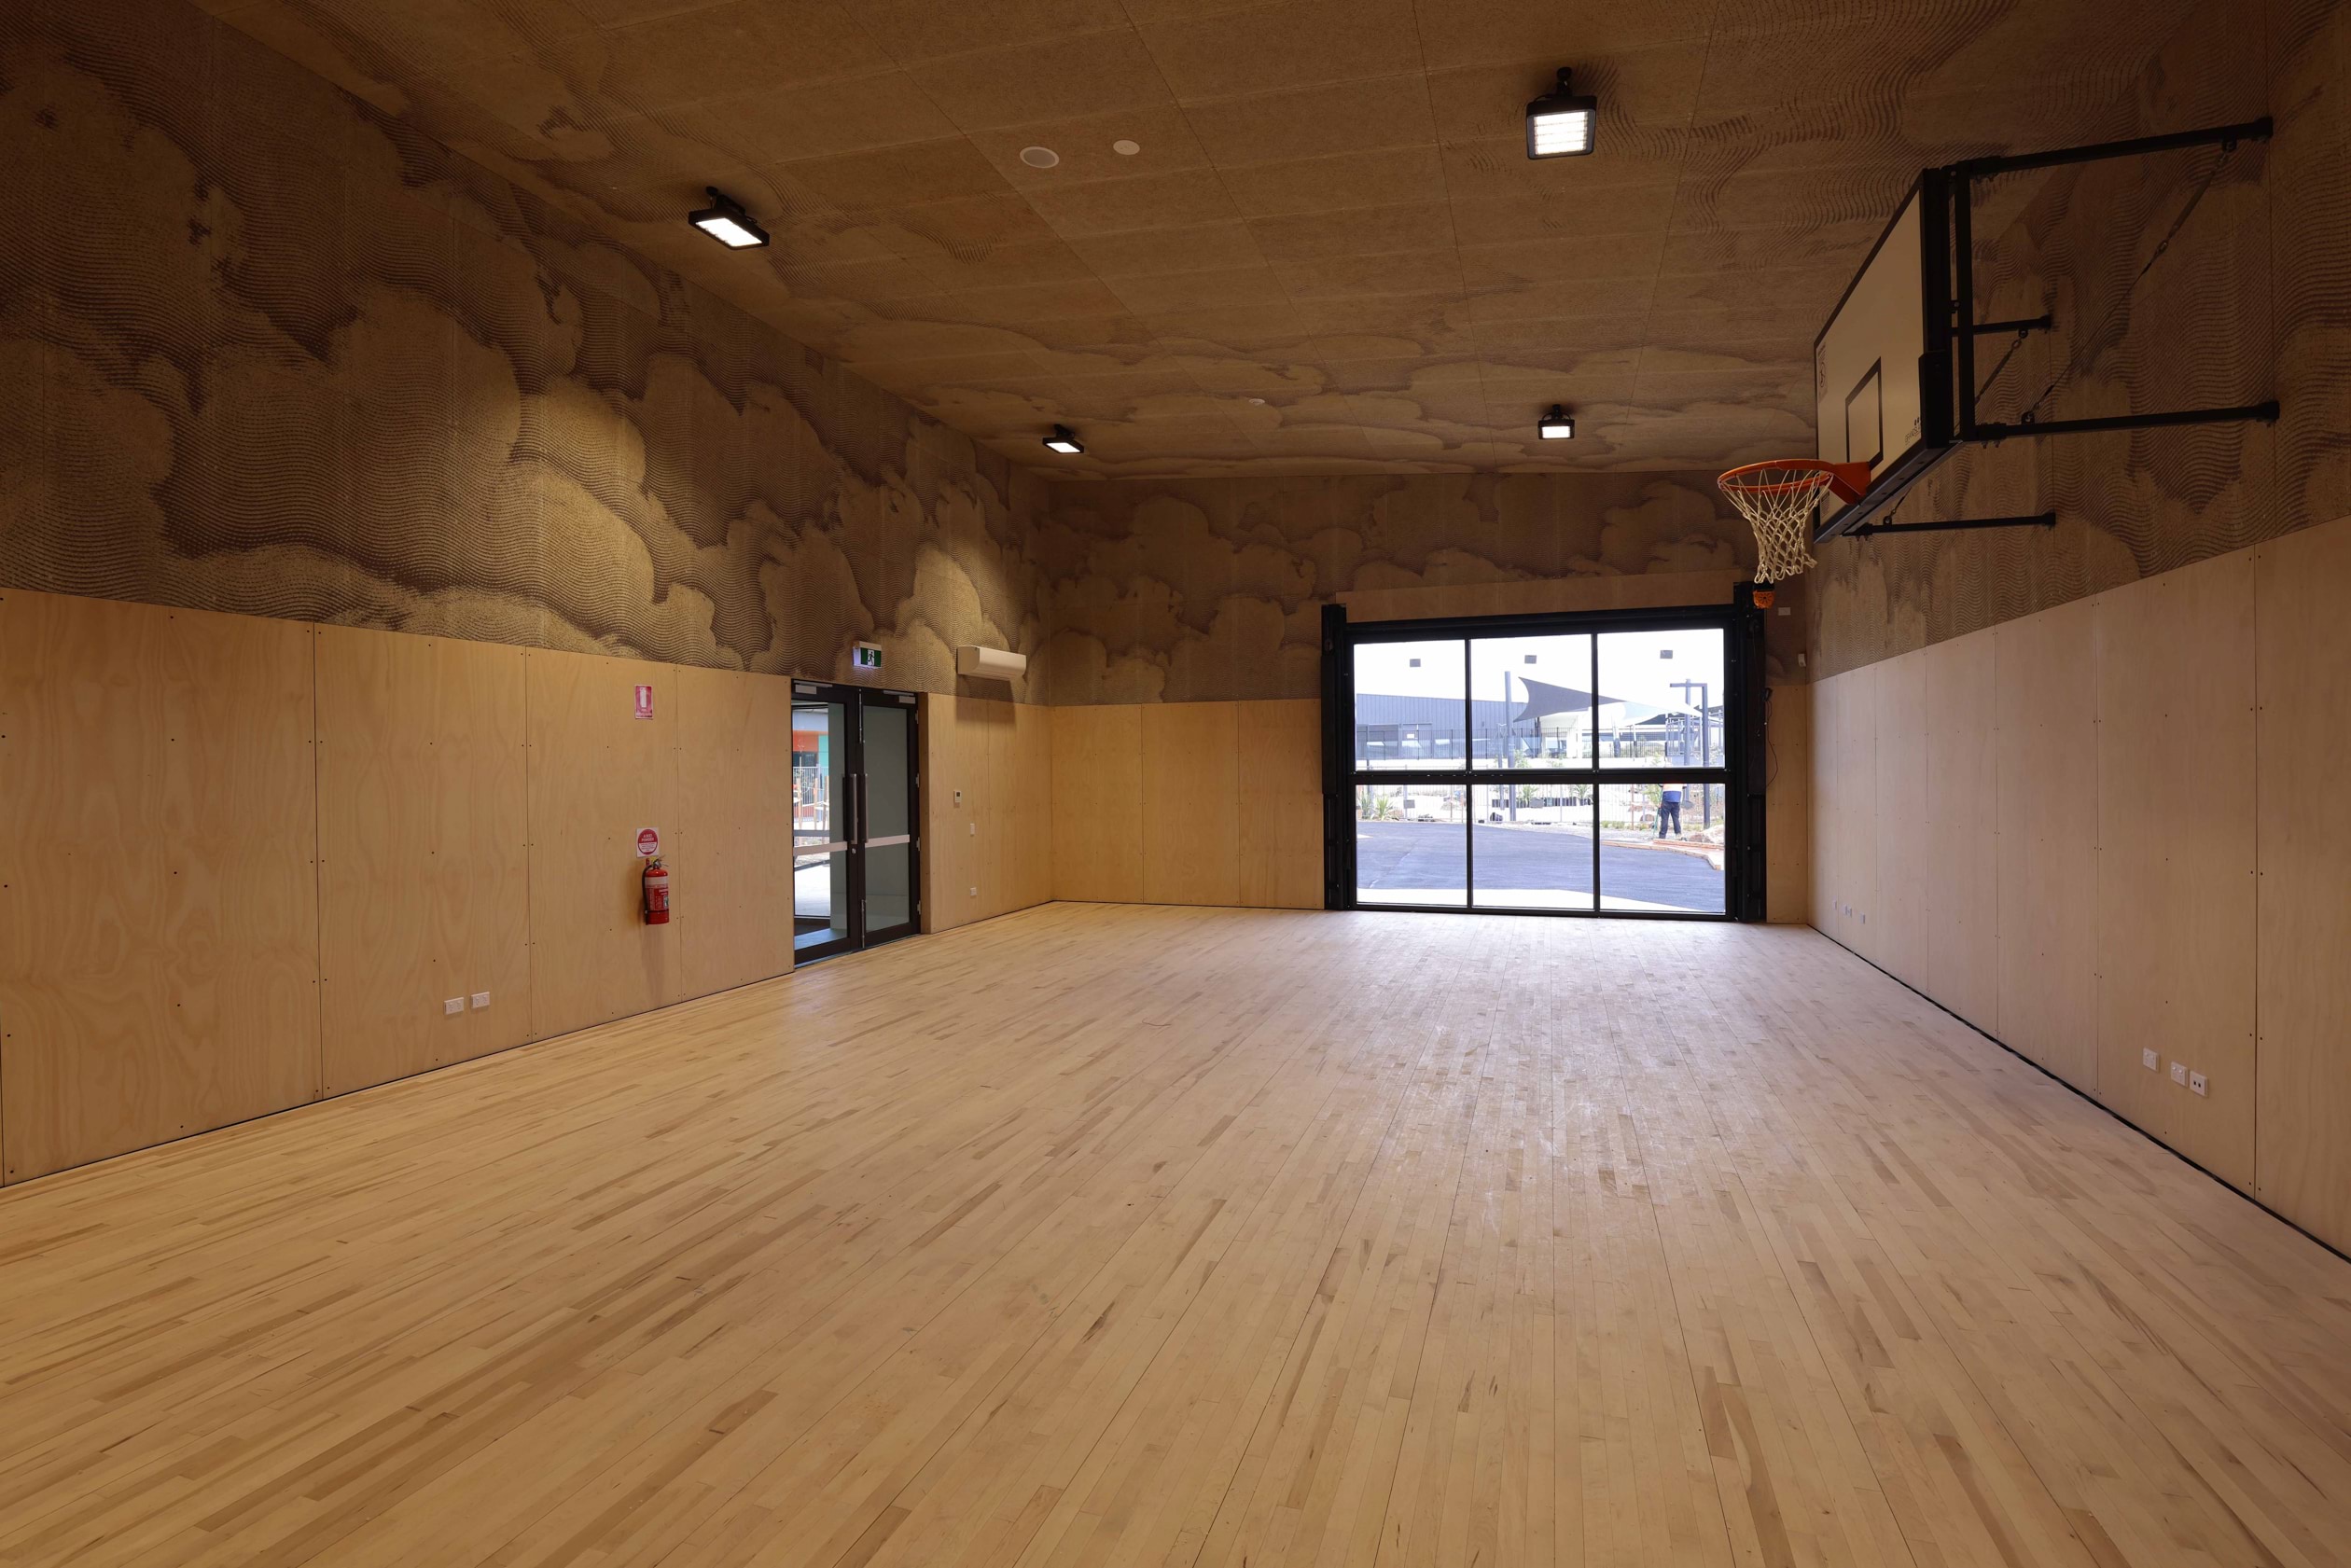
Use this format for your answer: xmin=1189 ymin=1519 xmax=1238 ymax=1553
xmin=195 ymin=0 xmax=2201 ymax=476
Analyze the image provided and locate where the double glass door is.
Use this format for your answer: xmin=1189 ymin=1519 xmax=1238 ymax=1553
xmin=1345 ymin=615 xmax=1735 ymax=916
xmin=791 ymin=683 xmax=919 ymax=960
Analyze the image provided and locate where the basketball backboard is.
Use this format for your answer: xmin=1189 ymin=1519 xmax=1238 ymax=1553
xmin=1813 ymin=171 xmax=1956 ymax=534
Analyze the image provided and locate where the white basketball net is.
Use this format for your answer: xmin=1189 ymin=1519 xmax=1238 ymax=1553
xmin=1718 ymin=465 xmax=1829 ymax=583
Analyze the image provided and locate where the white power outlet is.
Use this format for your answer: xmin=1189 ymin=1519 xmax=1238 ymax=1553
xmin=471 ymin=992 xmax=491 ymax=1009
xmin=2190 ymin=1071 xmax=2208 ymax=1097
xmin=443 ymin=997 xmax=465 ymax=1016
xmin=2169 ymin=1061 xmax=2189 ymax=1087
xmin=968 ymin=821 xmax=976 ymax=836
xmin=2142 ymin=1048 xmax=2160 ymax=1071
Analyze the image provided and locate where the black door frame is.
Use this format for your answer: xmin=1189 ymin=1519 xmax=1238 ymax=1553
xmin=1321 ymin=595 xmax=1766 ymax=921
xmin=790 ymin=680 xmax=923 ymax=961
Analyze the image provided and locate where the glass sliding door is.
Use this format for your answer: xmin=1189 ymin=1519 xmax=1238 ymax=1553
xmin=1338 ymin=609 xmax=1742 ymax=920
xmin=860 ymin=694 xmax=917 ymax=943
xmin=791 ymin=682 xmax=922 ymax=960
xmin=792 ymin=692 xmax=854 ymax=959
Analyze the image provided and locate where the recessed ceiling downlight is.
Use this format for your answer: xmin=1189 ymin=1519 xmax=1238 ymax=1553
xmin=1020 ymin=145 xmax=1061 ymax=169
xmin=1111 ymin=138 xmax=1141 ymax=156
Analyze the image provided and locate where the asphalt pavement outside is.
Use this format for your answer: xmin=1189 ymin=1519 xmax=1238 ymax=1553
xmin=1355 ymin=818 xmax=1725 ymax=913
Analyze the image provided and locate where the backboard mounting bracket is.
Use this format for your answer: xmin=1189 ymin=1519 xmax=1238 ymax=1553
xmin=1814 ymin=118 xmax=2279 ymax=547
xmin=1951 ymin=118 xmax=2277 ymax=448
xmin=1849 ymin=512 xmax=2056 ymax=539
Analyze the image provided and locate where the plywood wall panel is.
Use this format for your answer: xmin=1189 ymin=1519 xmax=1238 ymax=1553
xmin=923 ymin=695 xmax=994 ymax=932
xmin=1994 ymin=598 xmax=2100 ymax=1091
xmin=524 ymin=648 xmax=686 ymax=1040
xmin=1810 ymin=673 xmax=1843 ymax=944
xmin=1142 ymin=703 xmax=1242 ymax=908
xmin=315 ymin=628 xmax=532 ymax=1097
xmin=2252 ymin=521 xmax=2351 ymax=1245
xmin=1009 ymin=702 xmax=1057 ymax=912
xmin=1050 ymin=705 xmax=1144 ymax=904
xmin=921 ymin=696 xmax=1053 ymax=933
xmin=0 ymin=593 xmax=320 ymax=1181
xmin=1871 ymin=652 xmax=1929 ymax=987
xmin=1923 ymin=630 xmax=1998 ymax=1033
xmin=674 ymin=666 xmax=794 ymax=998
xmin=981 ymin=701 xmax=1017 ymax=922
xmin=1765 ymin=681 xmax=1812 ymax=925
xmin=919 ymin=694 xmax=966 ymax=931
xmin=1826 ymin=663 xmax=1880 ymax=964
xmin=1236 ymin=699 xmax=1323 ymax=910
xmin=2094 ymin=561 xmax=2258 ymax=1188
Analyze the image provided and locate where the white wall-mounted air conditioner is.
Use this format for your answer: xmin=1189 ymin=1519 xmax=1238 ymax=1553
xmin=955 ymin=645 xmax=1027 ymax=681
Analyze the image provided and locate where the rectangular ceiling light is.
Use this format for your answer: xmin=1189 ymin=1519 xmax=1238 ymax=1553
xmin=1538 ymin=405 xmax=1575 ymax=440
xmin=690 ymin=187 xmax=770 ymax=249
xmin=1526 ymin=69 xmax=1597 ymax=159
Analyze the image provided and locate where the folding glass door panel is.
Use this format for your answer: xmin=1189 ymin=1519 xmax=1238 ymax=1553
xmin=1595 ymin=627 xmax=1727 ymax=770
xmin=1472 ymin=781 xmax=1595 ymax=909
xmin=1470 ymin=632 xmax=1593 ymax=770
xmin=1593 ymin=627 xmax=1729 ymax=912
xmin=1341 ymin=612 xmax=1739 ymax=919
xmin=1596 ymin=784 xmax=1727 ymax=913
xmin=1354 ymin=784 xmax=1468 ymax=905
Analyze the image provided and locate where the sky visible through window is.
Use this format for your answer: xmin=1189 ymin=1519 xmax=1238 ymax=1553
xmin=1355 ymin=630 xmax=1725 ymax=727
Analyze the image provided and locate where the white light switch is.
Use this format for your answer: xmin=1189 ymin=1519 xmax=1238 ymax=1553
xmin=471 ymin=992 xmax=491 ymax=1009
xmin=2169 ymin=1061 xmax=2189 ymax=1086
xmin=968 ymin=821 xmax=976 ymax=836
xmin=443 ymin=997 xmax=465 ymax=1016
xmin=967 ymin=886 xmax=978 ymax=897
xmin=2141 ymin=1048 xmax=2159 ymax=1071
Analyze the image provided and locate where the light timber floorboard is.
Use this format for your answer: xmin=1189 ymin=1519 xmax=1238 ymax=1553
xmin=0 ymin=905 xmax=2346 ymax=1567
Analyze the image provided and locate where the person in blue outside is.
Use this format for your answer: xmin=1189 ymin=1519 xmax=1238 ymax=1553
xmin=1657 ymin=780 xmax=1684 ymax=839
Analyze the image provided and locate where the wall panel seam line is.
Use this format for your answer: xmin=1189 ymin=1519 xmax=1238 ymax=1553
xmin=522 ymin=649 xmax=538 ymax=1047
xmin=310 ymin=627 xmax=326 ymax=1103
xmin=2249 ymin=553 xmax=2261 ymax=1188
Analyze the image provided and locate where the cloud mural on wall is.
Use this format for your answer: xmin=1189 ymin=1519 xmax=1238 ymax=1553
xmin=0 ymin=19 xmax=1047 ymax=696
xmin=1032 ymin=474 xmax=1757 ymax=705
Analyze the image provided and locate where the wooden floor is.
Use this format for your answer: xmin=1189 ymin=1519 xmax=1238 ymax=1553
xmin=3 ymin=906 xmax=2348 ymax=1568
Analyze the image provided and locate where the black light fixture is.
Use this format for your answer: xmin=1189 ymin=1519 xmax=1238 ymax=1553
xmin=1042 ymin=424 xmax=1084 ymax=455
xmin=689 ymin=187 xmax=770 ymax=249
xmin=1525 ymin=68 xmax=1597 ymax=159
xmin=1537 ymin=405 xmax=1576 ymax=440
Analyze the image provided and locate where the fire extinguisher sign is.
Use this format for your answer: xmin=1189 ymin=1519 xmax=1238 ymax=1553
xmin=636 ymin=827 xmax=661 ymax=857
xmin=633 ymin=684 xmax=654 ymax=719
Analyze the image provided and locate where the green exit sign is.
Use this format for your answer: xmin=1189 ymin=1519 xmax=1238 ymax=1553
xmin=852 ymin=643 xmax=883 ymax=672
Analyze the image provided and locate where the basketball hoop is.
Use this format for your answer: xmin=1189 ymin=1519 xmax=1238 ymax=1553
xmin=1718 ymin=460 xmax=1871 ymax=583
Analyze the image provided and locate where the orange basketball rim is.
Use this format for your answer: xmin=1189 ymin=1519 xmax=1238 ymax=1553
xmin=1717 ymin=459 xmax=1872 ymax=584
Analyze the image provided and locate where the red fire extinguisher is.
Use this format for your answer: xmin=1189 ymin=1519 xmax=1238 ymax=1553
xmin=642 ymin=854 xmax=672 ymax=925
